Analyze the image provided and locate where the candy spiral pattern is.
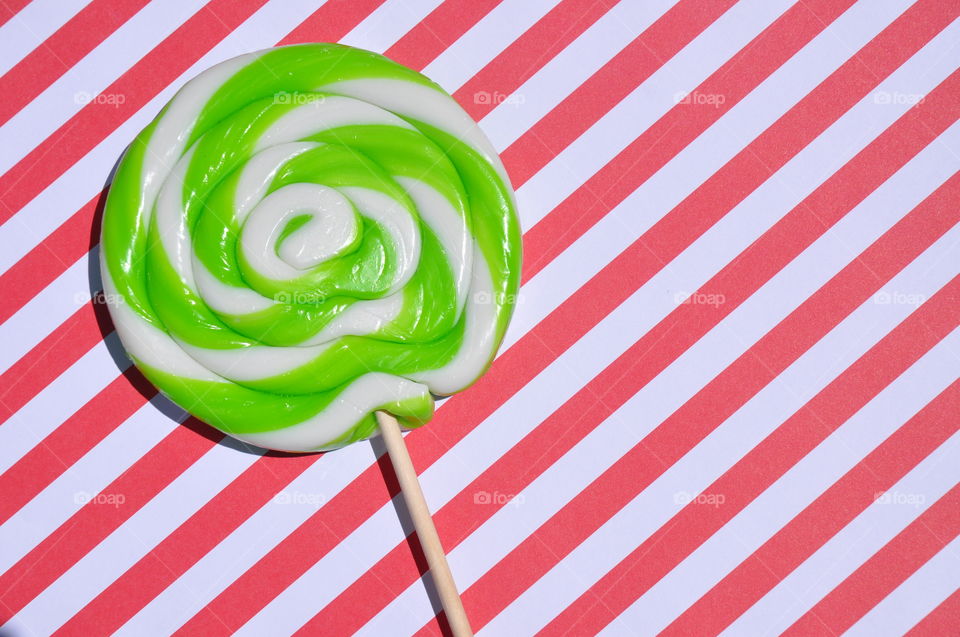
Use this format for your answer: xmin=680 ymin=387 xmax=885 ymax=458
xmin=100 ymin=44 xmax=521 ymax=452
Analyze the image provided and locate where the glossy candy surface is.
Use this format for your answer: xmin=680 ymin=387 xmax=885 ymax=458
xmin=100 ymin=44 xmax=521 ymax=452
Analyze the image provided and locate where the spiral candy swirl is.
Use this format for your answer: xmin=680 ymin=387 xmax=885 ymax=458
xmin=100 ymin=44 xmax=521 ymax=452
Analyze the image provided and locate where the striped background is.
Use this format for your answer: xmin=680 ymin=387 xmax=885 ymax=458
xmin=1 ymin=0 xmax=958 ymax=635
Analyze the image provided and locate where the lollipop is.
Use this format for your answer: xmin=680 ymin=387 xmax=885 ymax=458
xmin=100 ymin=43 xmax=520 ymax=635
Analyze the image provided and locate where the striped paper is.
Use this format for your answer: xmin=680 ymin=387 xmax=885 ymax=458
xmin=1 ymin=0 xmax=958 ymax=635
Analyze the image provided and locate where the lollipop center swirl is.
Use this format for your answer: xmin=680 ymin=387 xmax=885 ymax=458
xmin=241 ymin=183 xmax=361 ymax=278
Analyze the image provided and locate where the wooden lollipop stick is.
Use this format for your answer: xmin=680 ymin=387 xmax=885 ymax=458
xmin=376 ymin=411 xmax=473 ymax=637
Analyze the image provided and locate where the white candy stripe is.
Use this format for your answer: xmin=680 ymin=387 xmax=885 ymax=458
xmin=253 ymin=93 xmax=416 ymax=151
xmin=397 ymin=177 xmax=473 ymax=315
xmin=103 ymin=265 xmax=226 ymax=383
xmin=410 ymin=253 xmax=498 ymax=393
xmin=303 ymin=293 xmax=405 ymax=345
xmin=234 ymin=142 xmax=321 ymax=220
xmin=339 ymin=186 xmax=422 ymax=293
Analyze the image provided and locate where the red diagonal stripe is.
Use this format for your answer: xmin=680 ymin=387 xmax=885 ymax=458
xmin=278 ymin=0 xmax=386 ymax=46
xmin=0 ymin=0 xmax=30 ymax=28
xmin=171 ymin=450 xmax=412 ymax=636
xmin=785 ymin=483 xmax=960 ymax=635
xmin=907 ymin=586 xmax=960 ymax=636
xmin=0 ymin=0 xmax=149 ymax=127
xmin=663 ymin=379 xmax=960 ymax=635
xmin=385 ymin=0 xmax=502 ymax=71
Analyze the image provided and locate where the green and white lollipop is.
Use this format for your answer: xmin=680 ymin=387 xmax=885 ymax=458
xmin=100 ymin=43 xmax=521 ymax=454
